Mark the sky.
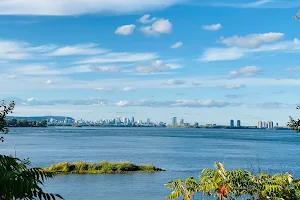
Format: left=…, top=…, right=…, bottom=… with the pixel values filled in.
left=0, top=0, right=300, bottom=125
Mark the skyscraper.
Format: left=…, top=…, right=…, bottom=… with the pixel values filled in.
left=258, top=121, right=263, bottom=129
left=172, top=117, right=177, bottom=126
left=180, top=119, right=184, bottom=125
left=230, top=120, right=234, bottom=127
left=147, top=118, right=151, bottom=124
left=131, top=117, right=135, bottom=124
left=237, top=120, right=241, bottom=127
left=268, top=121, right=274, bottom=129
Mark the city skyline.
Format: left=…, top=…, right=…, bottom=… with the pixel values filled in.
left=0, top=1, right=299, bottom=125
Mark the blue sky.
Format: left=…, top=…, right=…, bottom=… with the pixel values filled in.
left=1, top=0, right=300, bottom=125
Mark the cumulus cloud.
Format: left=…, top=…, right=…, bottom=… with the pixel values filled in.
left=115, top=24, right=136, bottom=35
left=115, top=99, right=242, bottom=108
left=170, top=41, right=183, bottom=49
left=220, top=32, right=284, bottom=48
left=224, top=84, right=246, bottom=89
left=202, top=23, right=222, bottom=31
left=227, top=66, right=261, bottom=78
left=0, top=0, right=182, bottom=16
left=139, top=14, right=157, bottom=24
left=140, top=18, right=172, bottom=36
left=165, top=79, right=186, bottom=85
left=135, top=60, right=181, bottom=74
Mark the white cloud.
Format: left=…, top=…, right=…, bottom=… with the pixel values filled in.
left=14, top=64, right=60, bottom=75
left=286, top=66, right=300, bottom=72
left=202, top=23, right=222, bottom=31
left=165, top=79, right=186, bottom=85
left=122, top=87, right=135, bottom=92
left=94, top=87, right=114, bottom=92
left=170, top=41, right=183, bottom=49
left=140, top=18, right=172, bottom=36
left=46, top=43, right=108, bottom=56
left=116, top=100, right=129, bottom=107
left=139, top=14, right=157, bottom=24
left=228, top=66, right=261, bottom=78
left=20, top=97, right=109, bottom=106
left=7, top=75, right=17, bottom=79
left=90, top=66, right=122, bottom=73
left=135, top=60, right=181, bottom=74
left=46, top=80, right=52, bottom=84
left=0, top=0, right=182, bottom=16
left=200, top=37, right=300, bottom=62
left=78, top=52, right=158, bottom=64
left=115, top=99, right=242, bottom=108
left=220, top=32, right=284, bottom=48
left=224, top=84, right=246, bottom=89
left=200, top=47, right=244, bottom=62
left=115, top=24, right=136, bottom=35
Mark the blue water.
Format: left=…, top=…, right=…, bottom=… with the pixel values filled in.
left=1, top=127, right=299, bottom=200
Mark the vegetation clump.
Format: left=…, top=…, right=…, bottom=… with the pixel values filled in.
left=44, top=161, right=164, bottom=174
left=166, top=162, right=300, bottom=200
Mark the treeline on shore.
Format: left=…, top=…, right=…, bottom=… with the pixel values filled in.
left=5, top=118, right=47, bottom=127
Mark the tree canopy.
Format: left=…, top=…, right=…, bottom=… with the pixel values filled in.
left=0, top=101, right=63, bottom=200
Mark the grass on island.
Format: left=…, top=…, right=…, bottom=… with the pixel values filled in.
left=44, top=161, right=164, bottom=174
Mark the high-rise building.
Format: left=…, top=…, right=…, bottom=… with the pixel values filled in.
left=147, top=118, right=151, bottom=124
left=258, top=121, right=263, bottom=128
left=264, top=121, right=268, bottom=128
left=276, top=123, right=279, bottom=127
left=268, top=121, right=274, bottom=129
left=131, top=117, right=135, bottom=123
left=230, top=120, right=234, bottom=127
left=180, top=119, right=184, bottom=125
left=172, top=117, right=177, bottom=126
left=237, top=120, right=241, bottom=127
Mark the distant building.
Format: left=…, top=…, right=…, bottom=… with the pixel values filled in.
left=264, top=121, right=268, bottom=128
left=180, top=119, right=184, bottom=126
left=131, top=117, right=135, bottom=123
left=276, top=123, right=279, bottom=127
left=147, top=118, right=151, bottom=124
left=258, top=121, right=263, bottom=129
left=230, top=120, right=234, bottom=127
left=194, top=122, right=199, bottom=127
left=268, top=121, right=274, bottom=129
left=237, top=120, right=241, bottom=127
left=172, top=117, right=177, bottom=126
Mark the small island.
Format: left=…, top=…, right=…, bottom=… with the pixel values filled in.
left=44, top=161, right=164, bottom=174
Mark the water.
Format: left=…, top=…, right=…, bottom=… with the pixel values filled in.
left=1, top=127, right=299, bottom=200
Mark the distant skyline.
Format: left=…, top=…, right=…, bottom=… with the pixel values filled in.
left=0, top=0, right=300, bottom=125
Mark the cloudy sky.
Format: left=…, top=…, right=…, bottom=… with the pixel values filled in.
left=1, top=0, right=300, bottom=125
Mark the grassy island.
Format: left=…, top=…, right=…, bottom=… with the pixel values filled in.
left=44, top=161, right=164, bottom=174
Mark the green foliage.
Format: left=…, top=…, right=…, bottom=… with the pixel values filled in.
left=6, top=118, right=48, bottom=127
left=0, top=100, right=15, bottom=142
left=0, top=155, right=63, bottom=200
left=288, top=106, right=300, bottom=132
left=166, top=162, right=300, bottom=200
left=45, top=161, right=164, bottom=174
left=0, top=101, right=63, bottom=200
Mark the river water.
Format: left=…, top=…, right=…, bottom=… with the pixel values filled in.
left=1, top=127, right=299, bottom=200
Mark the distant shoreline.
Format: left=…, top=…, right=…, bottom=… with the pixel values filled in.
left=8, top=125, right=291, bottom=131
